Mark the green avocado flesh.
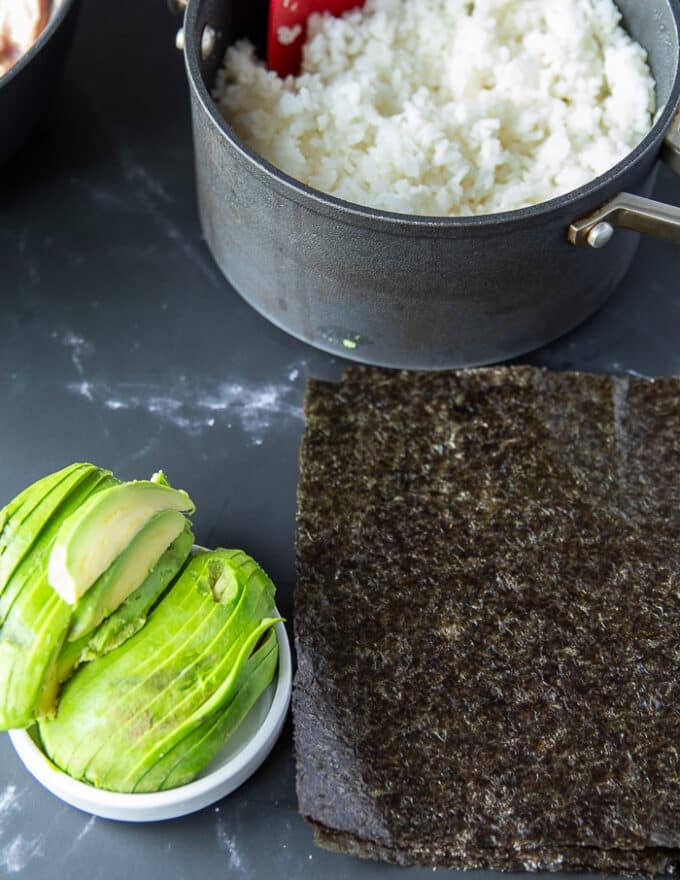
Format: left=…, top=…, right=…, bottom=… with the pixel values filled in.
left=48, top=480, right=196, bottom=605
left=56, top=523, right=194, bottom=683
left=0, top=466, right=195, bottom=730
left=0, top=464, right=104, bottom=602
left=135, top=628, right=279, bottom=792
left=39, top=549, right=281, bottom=792
left=0, top=464, right=279, bottom=792
left=0, top=466, right=118, bottom=729
left=68, top=508, right=188, bottom=643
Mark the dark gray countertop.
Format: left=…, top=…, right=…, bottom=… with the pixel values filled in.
left=0, top=1, right=678, bottom=878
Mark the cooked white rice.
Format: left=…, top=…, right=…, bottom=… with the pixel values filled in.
left=213, top=0, right=656, bottom=217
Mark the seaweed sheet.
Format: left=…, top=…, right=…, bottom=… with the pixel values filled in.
left=294, top=366, right=680, bottom=876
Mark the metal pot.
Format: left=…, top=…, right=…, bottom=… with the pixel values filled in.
left=179, top=0, right=680, bottom=369
left=0, top=0, right=81, bottom=167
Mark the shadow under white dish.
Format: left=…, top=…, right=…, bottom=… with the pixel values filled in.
left=9, top=616, right=291, bottom=822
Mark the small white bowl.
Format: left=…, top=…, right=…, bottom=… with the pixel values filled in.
left=9, top=618, right=291, bottom=822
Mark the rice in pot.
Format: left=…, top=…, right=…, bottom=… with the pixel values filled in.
left=213, top=0, right=656, bottom=217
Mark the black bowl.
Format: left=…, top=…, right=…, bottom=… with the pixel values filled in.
left=0, top=0, right=81, bottom=166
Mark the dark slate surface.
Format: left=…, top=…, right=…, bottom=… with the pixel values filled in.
left=0, top=0, right=678, bottom=877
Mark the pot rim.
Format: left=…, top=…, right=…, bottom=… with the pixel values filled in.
left=184, top=0, right=680, bottom=231
left=0, top=0, right=78, bottom=90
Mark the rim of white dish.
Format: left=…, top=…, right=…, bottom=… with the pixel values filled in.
left=9, top=616, right=291, bottom=820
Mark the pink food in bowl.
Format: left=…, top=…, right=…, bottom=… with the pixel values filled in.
left=0, top=0, right=51, bottom=78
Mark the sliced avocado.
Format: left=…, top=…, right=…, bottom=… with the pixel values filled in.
left=133, top=628, right=279, bottom=792
left=48, top=478, right=195, bottom=605
left=0, top=468, right=118, bottom=729
left=0, top=463, right=89, bottom=555
left=0, top=584, right=72, bottom=728
left=56, top=522, right=194, bottom=683
left=0, top=469, right=118, bottom=627
left=84, top=523, right=193, bottom=655
left=150, top=471, right=170, bottom=487
left=56, top=632, right=89, bottom=684
left=56, top=534, right=188, bottom=683
left=104, top=614, right=281, bottom=792
left=39, top=549, right=280, bottom=791
left=0, top=464, right=101, bottom=600
left=68, top=509, right=188, bottom=643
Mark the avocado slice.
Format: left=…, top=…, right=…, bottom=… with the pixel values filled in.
left=48, top=479, right=195, bottom=605
left=0, top=468, right=118, bottom=729
left=67, top=508, right=189, bottom=643
left=0, top=463, right=90, bottom=551
left=0, top=468, right=118, bottom=628
left=0, top=463, right=85, bottom=557
left=133, top=628, right=279, bottom=792
left=0, top=464, right=103, bottom=600
left=0, top=584, right=72, bottom=728
left=39, top=549, right=281, bottom=791
left=56, top=522, right=194, bottom=683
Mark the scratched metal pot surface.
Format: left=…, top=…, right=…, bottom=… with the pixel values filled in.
left=181, top=0, right=680, bottom=368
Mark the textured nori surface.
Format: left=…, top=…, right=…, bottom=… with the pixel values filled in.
left=294, top=366, right=680, bottom=876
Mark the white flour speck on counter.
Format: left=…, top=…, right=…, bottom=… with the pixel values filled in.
left=196, top=383, right=302, bottom=433
left=61, top=816, right=97, bottom=862
left=55, top=331, right=94, bottom=379
left=65, top=379, right=303, bottom=443
left=56, top=328, right=305, bottom=444
left=216, top=821, right=246, bottom=874
left=0, top=786, right=17, bottom=815
left=75, top=816, right=96, bottom=844
left=0, top=787, right=43, bottom=874
left=607, top=361, right=653, bottom=379
left=286, top=358, right=309, bottom=384
left=0, top=834, right=44, bottom=874
left=0, top=786, right=19, bottom=834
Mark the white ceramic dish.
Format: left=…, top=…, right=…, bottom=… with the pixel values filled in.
left=9, top=617, right=291, bottom=822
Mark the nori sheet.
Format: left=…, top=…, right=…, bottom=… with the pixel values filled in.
left=294, top=366, right=680, bottom=876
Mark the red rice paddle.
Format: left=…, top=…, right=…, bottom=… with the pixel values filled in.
left=267, top=0, right=364, bottom=77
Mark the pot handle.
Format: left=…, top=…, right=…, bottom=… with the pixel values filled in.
left=568, top=108, right=680, bottom=248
